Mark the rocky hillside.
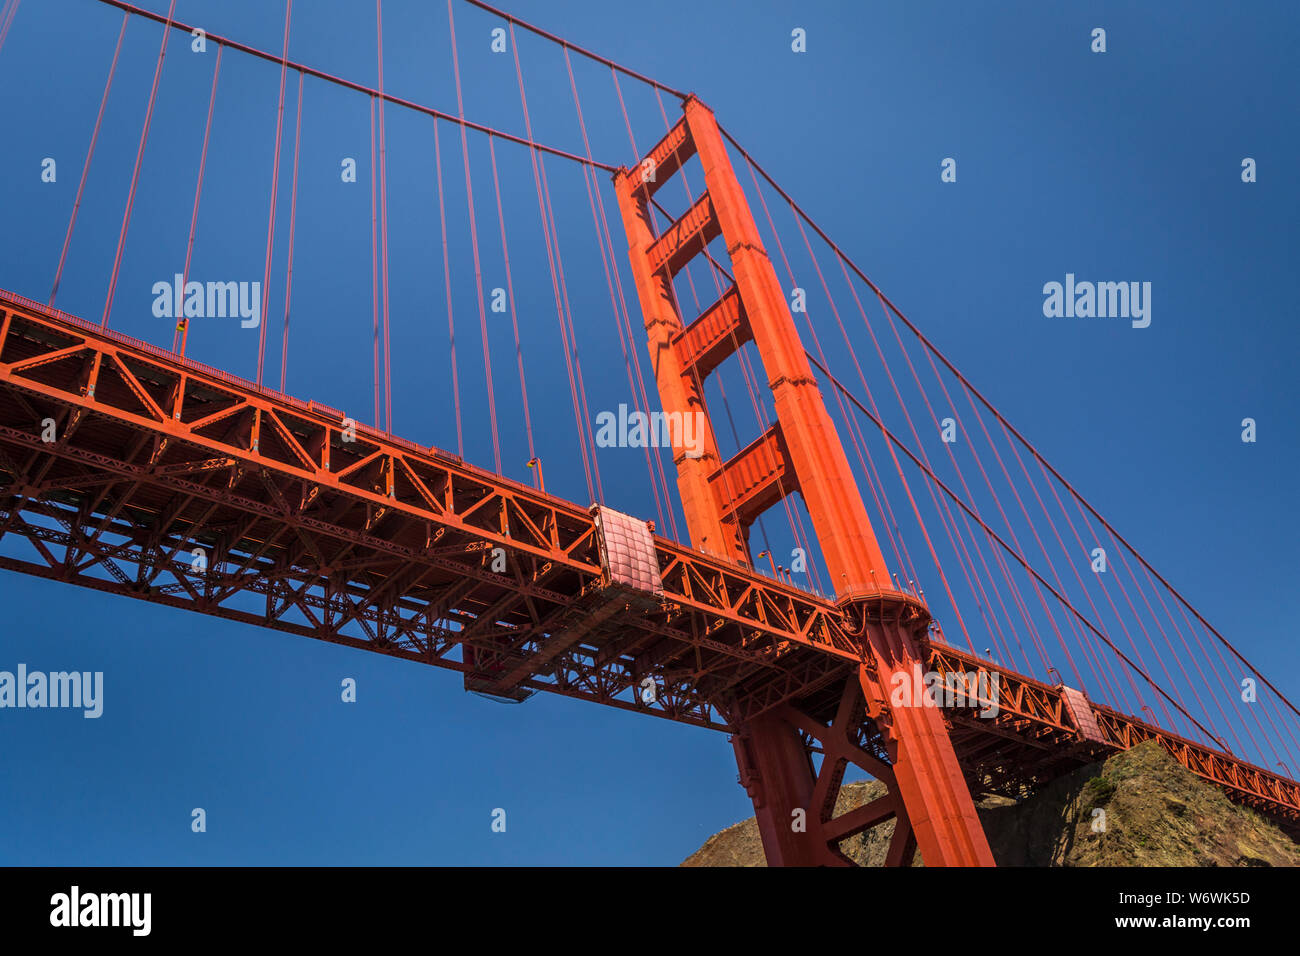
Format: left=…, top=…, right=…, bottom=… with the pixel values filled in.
left=683, top=740, right=1300, bottom=866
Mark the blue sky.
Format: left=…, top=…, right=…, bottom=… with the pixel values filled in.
left=0, top=0, right=1297, bottom=864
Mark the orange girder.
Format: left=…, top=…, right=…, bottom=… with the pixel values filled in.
left=1, top=261, right=1298, bottom=860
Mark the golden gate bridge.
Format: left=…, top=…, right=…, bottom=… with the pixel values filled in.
left=0, top=0, right=1296, bottom=865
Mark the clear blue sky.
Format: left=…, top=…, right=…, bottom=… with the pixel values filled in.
left=0, top=0, right=1296, bottom=864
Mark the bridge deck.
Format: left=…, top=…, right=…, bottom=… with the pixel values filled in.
left=0, top=289, right=1296, bottom=835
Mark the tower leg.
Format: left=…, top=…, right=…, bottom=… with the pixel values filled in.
left=732, top=713, right=844, bottom=867
left=860, top=660, right=994, bottom=866
left=730, top=661, right=994, bottom=867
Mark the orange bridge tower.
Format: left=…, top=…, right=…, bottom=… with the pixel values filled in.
left=613, top=97, right=994, bottom=866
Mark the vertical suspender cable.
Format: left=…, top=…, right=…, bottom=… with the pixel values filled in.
left=370, top=96, right=381, bottom=428
left=256, top=0, right=292, bottom=384
left=565, top=50, right=666, bottom=529
left=434, top=120, right=463, bottom=457
left=279, top=70, right=302, bottom=390
left=0, top=0, right=21, bottom=54
left=376, top=0, right=392, bottom=430
left=508, top=24, right=596, bottom=501
left=539, top=158, right=604, bottom=503
left=447, top=0, right=501, bottom=472
left=51, top=12, right=127, bottom=307
left=487, top=134, right=536, bottom=463
left=175, top=44, right=223, bottom=356
left=101, top=0, right=178, bottom=328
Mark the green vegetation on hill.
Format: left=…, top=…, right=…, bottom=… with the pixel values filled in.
left=682, top=741, right=1300, bottom=867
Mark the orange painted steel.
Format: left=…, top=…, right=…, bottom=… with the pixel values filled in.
left=928, top=642, right=1300, bottom=830
left=613, top=98, right=994, bottom=865
left=1, top=278, right=1297, bottom=861
left=0, top=287, right=862, bottom=730
left=2, top=5, right=1294, bottom=870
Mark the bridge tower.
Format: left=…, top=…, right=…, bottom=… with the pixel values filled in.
left=613, top=97, right=994, bottom=866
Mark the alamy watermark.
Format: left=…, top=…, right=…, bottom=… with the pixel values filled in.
left=0, top=664, right=103, bottom=717
left=152, top=275, right=261, bottom=328
left=50, top=886, right=150, bottom=936
left=1042, top=273, right=1151, bottom=328
left=594, top=404, right=705, bottom=458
